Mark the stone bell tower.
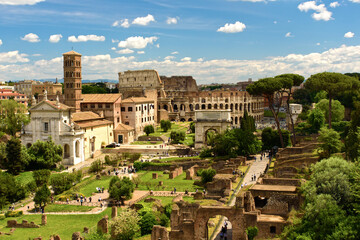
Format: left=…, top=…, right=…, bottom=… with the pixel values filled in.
left=63, top=50, right=83, bottom=111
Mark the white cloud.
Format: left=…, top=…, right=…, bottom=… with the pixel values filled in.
left=118, top=36, right=158, bottom=49
left=330, top=1, right=340, bottom=8
left=156, top=44, right=160, bottom=48
left=116, top=48, right=134, bottom=54
left=197, top=58, right=204, bottom=62
left=112, top=39, right=119, bottom=43
left=68, top=35, right=105, bottom=42
left=181, top=57, right=191, bottom=62
left=285, top=32, right=293, bottom=37
left=132, top=14, right=155, bottom=26
left=164, top=56, right=175, bottom=60
left=21, top=33, right=40, bottom=43
left=166, top=17, right=178, bottom=24
left=32, top=54, right=41, bottom=57
left=0, top=51, right=29, bottom=63
left=349, top=0, right=360, bottom=3
left=298, top=1, right=333, bottom=21
left=316, top=43, right=321, bottom=46
left=137, top=51, right=145, bottom=54
left=273, top=21, right=277, bottom=24
left=217, top=21, right=246, bottom=33
left=111, top=47, right=116, bottom=50
left=49, top=34, right=62, bottom=43
left=344, top=32, right=355, bottom=38
left=0, top=0, right=44, bottom=5
left=0, top=39, right=2, bottom=46
left=112, top=19, right=130, bottom=28
left=171, top=51, right=179, bottom=55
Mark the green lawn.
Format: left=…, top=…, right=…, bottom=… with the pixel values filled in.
left=29, top=204, right=96, bottom=213
left=15, top=171, right=34, bottom=185
left=146, top=122, right=191, bottom=138
left=131, top=141, right=163, bottom=145
left=77, top=176, right=113, bottom=197
left=137, top=171, right=202, bottom=192
left=0, top=208, right=111, bottom=239
left=154, top=156, right=201, bottom=162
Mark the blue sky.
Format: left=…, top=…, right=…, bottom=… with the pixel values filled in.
left=1, top=0, right=360, bottom=84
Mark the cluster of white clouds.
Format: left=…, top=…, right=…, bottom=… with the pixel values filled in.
left=217, top=21, right=246, bottom=33
left=166, top=17, right=178, bottom=25
left=118, top=36, right=158, bottom=49
left=112, top=14, right=157, bottom=28
left=330, top=1, right=340, bottom=8
left=3, top=44, right=360, bottom=83
left=21, top=33, right=40, bottom=42
left=68, top=35, right=105, bottom=42
left=49, top=34, right=62, bottom=43
left=0, top=0, right=44, bottom=5
left=298, top=1, right=333, bottom=21
left=344, top=32, right=355, bottom=38
left=20, top=33, right=105, bottom=43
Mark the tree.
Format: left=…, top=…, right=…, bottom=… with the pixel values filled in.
left=247, top=77, right=286, bottom=147
left=109, top=177, right=135, bottom=205
left=111, top=209, right=140, bottom=240
left=275, top=73, right=305, bottom=146
left=293, top=88, right=313, bottom=105
left=139, top=211, right=158, bottom=236
left=144, top=125, right=154, bottom=136
left=4, top=138, right=29, bottom=174
left=0, top=99, right=30, bottom=136
left=315, top=99, right=345, bottom=123
left=50, top=171, right=82, bottom=195
left=313, top=91, right=327, bottom=103
left=0, top=172, right=27, bottom=209
left=305, top=72, right=359, bottom=128
left=261, top=127, right=290, bottom=150
left=89, top=159, right=104, bottom=174
left=307, top=108, right=325, bottom=133
left=189, top=122, right=195, bottom=133
left=34, top=184, right=51, bottom=211
left=198, top=168, right=216, bottom=184
left=240, top=109, right=255, bottom=132
left=160, top=120, right=172, bottom=132
left=246, top=226, right=259, bottom=240
left=33, top=169, right=51, bottom=187
left=345, top=127, right=360, bottom=161
left=170, top=131, right=185, bottom=144
left=317, top=127, right=342, bottom=158
left=27, top=138, right=63, bottom=170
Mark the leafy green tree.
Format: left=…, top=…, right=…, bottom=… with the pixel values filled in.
left=4, top=138, right=29, bottom=174
left=313, top=90, right=328, bottom=103
left=345, top=127, right=360, bottom=161
left=305, top=72, right=359, bottom=128
left=315, top=99, right=345, bottom=123
left=0, top=172, right=27, bottom=209
left=293, top=88, right=313, bottom=105
left=307, top=108, right=325, bottom=133
left=27, top=138, right=63, bottom=170
left=170, top=131, right=185, bottom=144
left=0, top=142, right=6, bottom=167
left=139, top=211, right=158, bottom=236
left=144, top=125, right=154, bottom=136
left=247, top=77, right=286, bottom=147
left=82, top=84, right=107, bottom=94
left=317, top=127, right=342, bottom=158
left=198, top=168, right=216, bottom=184
left=160, top=120, right=172, bottom=132
left=232, top=128, right=261, bottom=156
left=261, top=127, right=290, bottom=150
left=50, top=171, right=82, bottom=195
left=109, top=177, right=135, bottom=205
left=33, top=169, right=51, bottom=187
left=111, top=209, right=140, bottom=240
left=246, top=226, right=259, bottom=240
left=275, top=73, right=305, bottom=146
left=34, top=184, right=51, bottom=211
left=89, top=159, right=104, bottom=174
left=240, top=109, right=255, bottom=132
left=0, top=99, right=30, bottom=136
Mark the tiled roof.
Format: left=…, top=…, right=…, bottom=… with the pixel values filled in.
left=82, top=94, right=122, bottom=103
left=63, top=50, right=82, bottom=56
left=47, top=101, right=72, bottom=111
left=114, top=123, right=134, bottom=131
left=75, top=119, right=113, bottom=128
left=121, top=97, right=154, bottom=103
left=72, top=111, right=102, bottom=122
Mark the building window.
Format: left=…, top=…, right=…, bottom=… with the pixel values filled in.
left=117, top=117, right=120, bottom=122
left=98, top=104, right=102, bottom=108
left=44, top=122, right=49, bottom=132
left=128, top=107, right=133, bottom=112
left=270, top=226, right=276, bottom=234
left=121, top=107, right=125, bottom=112
left=125, top=122, right=129, bottom=125
left=106, top=104, right=110, bottom=108
left=91, top=104, right=95, bottom=108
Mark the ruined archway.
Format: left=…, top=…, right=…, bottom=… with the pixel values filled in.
left=205, top=128, right=217, bottom=146
left=207, top=215, right=233, bottom=240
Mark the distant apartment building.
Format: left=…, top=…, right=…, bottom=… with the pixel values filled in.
left=14, top=80, right=40, bottom=97
left=32, top=80, right=63, bottom=102
left=0, top=89, right=28, bottom=106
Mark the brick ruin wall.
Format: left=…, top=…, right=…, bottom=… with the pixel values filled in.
left=169, top=167, right=183, bottom=179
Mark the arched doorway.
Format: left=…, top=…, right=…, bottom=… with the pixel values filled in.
left=201, top=104, right=206, bottom=110
left=64, top=144, right=70, bottom=158
left=174, top=104, right=178, bottom=112
left=205, top=128, right=217, bottom=146
left=195, top=104, right=200, bottom=110
left=189, top=104, right=194, bottom=111
left=208, top=104, right=212, bottom=109
left=163, top=104, right=168, bottom=111
left=180, top=104, right=186, bottom=111
left=188, top=118, right=193, bottom=121
left=180, top=118, right=186, bottom=122
left=75, top=140, right=80, bottom=158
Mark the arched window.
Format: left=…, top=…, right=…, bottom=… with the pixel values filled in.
left=75, top=141, right=80, bottom=158
left=214, top=104, right=218, bottom=109
left=64, top=144, right=70, bottom=158
left=195, top=104, right=200, bottom=110
left=220, top=104, right=223, bottom=109
left=201, top=104, right=206, bottom=110
left=208, top=104, right=212, bottom=109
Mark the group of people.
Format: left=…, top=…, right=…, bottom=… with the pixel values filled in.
left=96, top=187, right=105, bottom=193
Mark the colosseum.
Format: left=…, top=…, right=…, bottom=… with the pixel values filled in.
left=118, top=70, right=264, bottom=126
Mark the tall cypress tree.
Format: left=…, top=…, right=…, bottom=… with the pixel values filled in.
left=241, top=109, right=256, bottom=132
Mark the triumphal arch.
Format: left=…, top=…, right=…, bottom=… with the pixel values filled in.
left=194, top=110, right=231, bottom=149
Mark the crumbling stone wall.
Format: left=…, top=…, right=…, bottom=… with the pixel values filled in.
left=260, top=178, right=303, bottom=187
left=7, top=220, right=39, bottom=228
left=169, top=166, right=183, bottom=179
left=206, top=174, right=233, bottom=197
left=152, top=225, right=169, bottom=240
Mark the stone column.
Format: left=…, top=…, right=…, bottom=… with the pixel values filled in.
left=41, top=214, right=47, bottom=225
left=111, top=206, right=117, bottom=219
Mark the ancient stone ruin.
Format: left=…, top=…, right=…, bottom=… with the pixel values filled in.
left=169, top=166, right=183, bottom=179
left=7, top=219, right=40, bottom=228
left=97, top=215, right=109, bottom=234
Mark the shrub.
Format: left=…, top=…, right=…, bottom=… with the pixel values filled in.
left=89, top=160, right=104, bottom=173
left=0, top=214, right=5, bottom=220
left=128, top=153, right=141, bottom=162
left=170, top=131, right=185, bottom=144
left=200, top=148, right=212, bottom=159
left=50, top=171, right=82, bottom=195
left=144, top=125, right=154, bottom=136
left=159, top=213, right=170, bottom=227
left=26, top=180, right=37, bottom=193
left=246, top=226, right=258, bottom=240
left=33, top=169, right=51, bottom=187
left=198, top=168, right=216, bottom=185
left=5, top=210, right=23, bottom=218
left=164, top=203, right=172, bottom=218
left=104, top=155, right=111, bottom=165
left=139, top=211, right=158, bottom=235
left=160, top=120, right=172, bottom=132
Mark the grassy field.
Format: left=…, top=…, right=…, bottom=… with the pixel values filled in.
left=146, top=122, right=191, bottom=139
left=136, top=171, right=202, bottom=192
left=0, top=208, right=111, bottom=239
left=30, top=204, right=96, bottom=213
left=154, top=156, right=201, bottom=162
left=77, top=176, right=112, bottom=197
